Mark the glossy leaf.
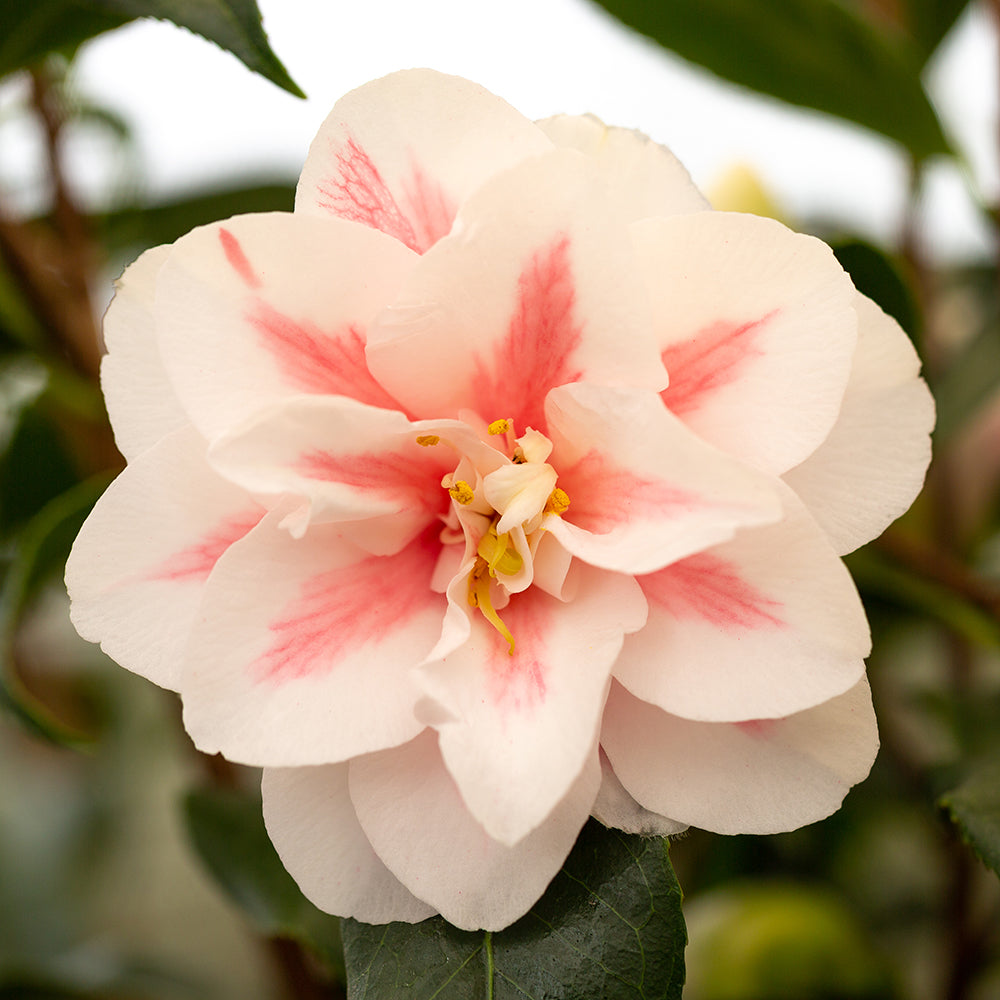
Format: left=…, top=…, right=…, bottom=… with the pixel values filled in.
left=940, top=759, right=1000, bottom=876
left=182, top=785, right=345, bottom=977
left=0, top=0, right=303, bottom=98
left=590, top=0, right=949, bottom=160
left=342, top=820, right=686, bottom=1000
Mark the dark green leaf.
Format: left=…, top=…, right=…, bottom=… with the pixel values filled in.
left=182, top=785, right=345, bottom=976
left=905, top=0, right=971, bottom=62
left=589, top=0, right=950, bottom=160
left=940, top=758, right=1000, bottom=876
left=0, top=475, right=107, bottom=745
left=0, top=0, right=304, bottom=98
left=343, top=820, right=686, bottom=1000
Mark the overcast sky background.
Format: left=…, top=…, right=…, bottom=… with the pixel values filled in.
left=2, top=0, right=997, bottom=260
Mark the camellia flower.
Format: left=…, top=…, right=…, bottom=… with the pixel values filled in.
left=66, top=70, right=934, bottom=931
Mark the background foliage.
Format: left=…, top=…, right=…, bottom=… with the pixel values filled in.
left=1, top=0, right=999, bottom=997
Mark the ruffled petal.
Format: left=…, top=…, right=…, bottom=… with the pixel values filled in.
left=155, top=212, right=415, bottom=442
left=592, top=749, right=687, bottom=837
left=631, top=211, right=858, bottom=474
left=296, top=69, right=553, bottom=252
left=602, top=679, right=879, bottom=835
left=616, top=485, right=870, bottom=721
left=180, top=515, right=440, bottom=765
left=783, top=294, right=935, bottom=553
left=350, top=729, right=601, bottom=930
left=543, top=383, right=783, bottom=575
left=65, top=426, right=262, bottom=691
left=101, top=244, right=187, bottom=459
left=537, top=113, right=709, bottom=221
left=366, top=149, right=667, bottom=430
left=262, top=764, right=436, bottom=924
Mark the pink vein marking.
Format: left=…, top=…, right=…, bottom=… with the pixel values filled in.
left=316, top=136, right=422, bottom=252
left=256, top=529, right=441, bottom=681
left=660, top=312, right=774, bottom=416
left=249, top=302, right=402, bottom=408
left=484, top=591, right=548, bottom=711
left=401, top=155, right=456, bottom=251
left=148, top=509, right=264, bottom=582
left=218, top=228, right=260, bottom=289
left=471, top=235, right=583, bottom=434
left=640, top=552, right=783, bottom=630
left=557, top=450, right=693, bottom=535
left=297, top=446, right=447, bottom=511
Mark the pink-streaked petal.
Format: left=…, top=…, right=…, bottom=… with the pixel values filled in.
left=262, top=765, right=436, bottom=924
left=208, top=397, right=452, bottom=548
left=366, top=150, right=666, bottom=427
left=602, top=679, right=879, bottom=835
left=65, top=426, right=263, bottom=691
left=592, top=748, right=687, bottom=837
left=180, top=517, right=441, bottom=765
left=350, top=730, right=601, bottom=931
left=414, top=563, right=646, bottom=846
left=154, top=212, right=415, bottom=442
left=101, top=244, right=188, bottom=459
left=544, top=383, right=782, bottom=575
left=537, top=114, right=709, bottom=221
left=616, top=485, right=870, bottom=722
left=784, top=294, right=934, bottom=553
left=296, top=69, right=553, bottom=251
left=631, top=211, right=858, bottom=474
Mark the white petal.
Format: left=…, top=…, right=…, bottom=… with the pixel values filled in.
left=783, top=294, right=935, bottom=553
left=602, top=679, right=879, bottom=835
left=632, top=211, right=858, bottom=474
left=616, top=484, right=870, bottom=721
left=262, top=764, right=436, bottom=924
left=592, top=750, right=687, bottom=837
left=350, top=730, right=601, bottom=930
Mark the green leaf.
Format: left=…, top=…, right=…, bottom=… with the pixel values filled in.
left=0, top=0, right=304, bottom=98
left=181, top=785, right=345, bottom=977
left=940, top=758, right=1000, bottom=876
left=933, top=320, right=1000, bottom=441
left=342, top=820, right=686, bottom=1000
left=905, top=0, right=971, bottom=63
left=589, top=0, right=950, bottom=160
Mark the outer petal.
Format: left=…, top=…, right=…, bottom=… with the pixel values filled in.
left=544, top=383, right=783, bottom=575
left=350, top=730, right=602, bottom=931
left=783, top=294, right=934, bottom=554
left=65, top=426, right=262, bottom=690
left=415, top=563, right=646, bottom=846
left=592, top=749, right=687, bottom=837
left=208, top=396, right=452, bottom=548
left=631, top=212, right=858, bottom=474
left=366, top=149, right=667, bottom=430
left=616, top=485, right=870, bottom=722
left=537, top=113, right=710, bottom=221
left=101, top=244, right=187, bottom=459
left=296, top=69, right=553, bottom=252
left=262, top=764, right=436, bottom=925
left=155, top=212, right=415, bottom=442
left=180, top=515, right=440, bottom=765
left=602, top=679, right=879, bottom=835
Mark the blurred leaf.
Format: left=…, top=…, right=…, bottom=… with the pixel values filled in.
left=342, top=820, right=685, bottom=1000
left=96, top=180, right=295, bottom=255
left=832, top=238, right=920, bottom=342
left=589, top=0, right=950, bottom=160
left=933, top=320, right=1000, bottom=440
left=182, top=785, right=346, bottom=978
left=0, top=0, right=304, bottom=98
left=0, top=475, right=107, bottom=745
left=905, top=0, right=971, bottom=62
left=940, top=758, right=1000, bottom=876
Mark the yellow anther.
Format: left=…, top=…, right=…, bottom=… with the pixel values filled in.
left=416, top=434, right=439, bottom=447
left=477, top=526, right=523, bottom=577
left=469, top=561, right=515, bottom=655
left=488, top=418, right=511, bottom=436
left=448, top=479, right=475, bottom=506
left=544, top=487, right=571, bottom=515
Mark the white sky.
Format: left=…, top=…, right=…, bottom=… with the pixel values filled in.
left=2, top=0, right=997, bottom=259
